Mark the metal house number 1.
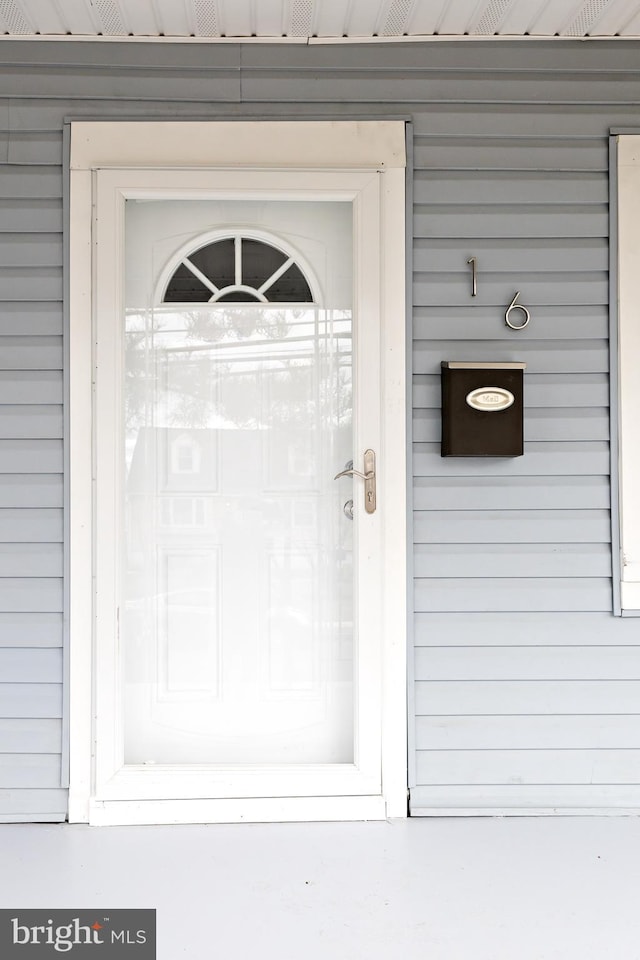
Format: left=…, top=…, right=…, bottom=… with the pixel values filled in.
left=467, top=257, right=477, bottom=297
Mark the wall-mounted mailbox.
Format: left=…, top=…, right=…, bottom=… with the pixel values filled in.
left=441, top=361, right=526, bottom=457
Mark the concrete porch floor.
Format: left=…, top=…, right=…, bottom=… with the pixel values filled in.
left=1, top=817, right=639, bottom=959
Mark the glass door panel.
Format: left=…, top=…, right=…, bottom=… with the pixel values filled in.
left=122, top=200, right=354, bottom=766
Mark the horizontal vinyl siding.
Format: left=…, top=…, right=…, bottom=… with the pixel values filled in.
left=0, top=86, right=64, bottom=820
left=0, top=788, right=67, bottom=822
left=417, top=715, right=640, bottom=750
left=405, top=43, right=627, bottom=813
left=415, top=544, right=610, bottom=578
left=1, top=38, right=640, bottom=818
left=0, top=612, right=63, bottom=647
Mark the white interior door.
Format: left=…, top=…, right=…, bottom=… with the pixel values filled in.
left=68, top=122, right=407, bottom=825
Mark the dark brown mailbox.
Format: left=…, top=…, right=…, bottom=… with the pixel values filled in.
left=441, top=361, right=526, bottom=457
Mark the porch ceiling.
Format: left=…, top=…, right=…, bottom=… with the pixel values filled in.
left=2, top=0, right=640, bottom=42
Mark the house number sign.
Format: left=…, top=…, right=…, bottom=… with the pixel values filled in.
left=505, top=291, right=531, bottom=330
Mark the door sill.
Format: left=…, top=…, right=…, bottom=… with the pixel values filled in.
left=96, top=762, right=381, bottom=801
left=88, top=795, right=388, bottom=826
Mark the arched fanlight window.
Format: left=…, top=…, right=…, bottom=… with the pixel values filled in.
left=163, top=235, right=314, bottom=304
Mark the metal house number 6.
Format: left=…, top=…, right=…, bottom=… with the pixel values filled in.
left=505, top=291, right=530, bottom=330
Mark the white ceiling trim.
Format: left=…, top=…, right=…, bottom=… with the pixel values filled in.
left=2, top=0, right=640, bottom=42
left=0, top=33, right=639, bottom=43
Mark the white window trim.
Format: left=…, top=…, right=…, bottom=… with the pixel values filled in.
left=68, top=121, right=407, bottom=825
left=617, top=135, right=640, bottom=612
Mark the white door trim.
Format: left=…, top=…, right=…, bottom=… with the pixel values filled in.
left=617, top=135, right=640, bottom=611
left=68, top=121, right=407, bottom=825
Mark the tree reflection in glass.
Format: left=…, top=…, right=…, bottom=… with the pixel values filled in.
left=123, top=303, right=354, bottom=766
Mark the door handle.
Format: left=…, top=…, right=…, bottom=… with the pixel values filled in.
left=334, top=449, right=376, bottom=514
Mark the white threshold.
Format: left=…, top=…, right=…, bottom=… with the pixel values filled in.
left=89, top=796, right=387, bottom=826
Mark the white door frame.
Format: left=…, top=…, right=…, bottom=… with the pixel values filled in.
left=68, top=121, right=407, bottom=825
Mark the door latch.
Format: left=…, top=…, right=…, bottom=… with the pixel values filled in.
left=334, top=449, right=376, bottom=514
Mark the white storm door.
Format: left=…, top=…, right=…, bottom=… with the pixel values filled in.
left=90, top=168, right=393, bottom=820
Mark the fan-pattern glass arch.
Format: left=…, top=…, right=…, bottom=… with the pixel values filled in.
left=163, top=235, right=315, bottom=304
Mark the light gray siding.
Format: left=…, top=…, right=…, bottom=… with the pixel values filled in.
left=0, top=74, right=65, bottom=818
left=406, top=48, right=622, bottom=813
left=1, top=38, right=639, bottom=818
